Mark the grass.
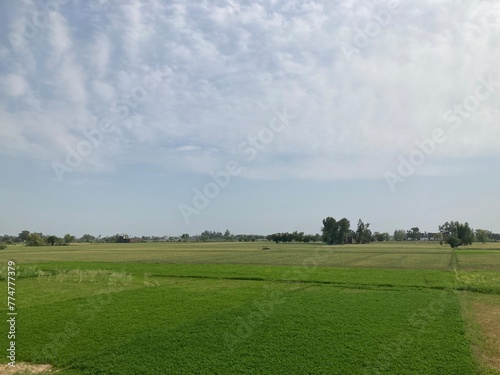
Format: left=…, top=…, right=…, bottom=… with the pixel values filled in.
left=70, top=288, right=472, bottom=374
left=1, top=274, right=475, bottom=374
left=7, top=262, right=455, bottom=288
left=456, top=253, right=500, bottom=272
left=0, top=241, right=453, bottom=269
left=0, top=241, right=498, bottom=374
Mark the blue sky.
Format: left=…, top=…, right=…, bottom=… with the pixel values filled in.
left=1, top=0, right=499, bottom=237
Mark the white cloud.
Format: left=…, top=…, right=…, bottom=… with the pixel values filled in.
left=91, top=80, right=115, bottom=102
left=88, top=33, right=112, bottom=78
left=47, top=12, right=73, bottom=68
left=0, top=73, right=30, bottom=97
left=176, top=145, right=202, bottom=152
left=57, top=56, right=88, bottom=104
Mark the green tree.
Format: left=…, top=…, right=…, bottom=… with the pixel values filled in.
left=18, top=230, right=30, bottom=242
left=104, top=234, right=119, bottom=243
left=375, top=232, right=389, bottom=242
left=81, top=234, right=95, bottom=243
left=447, top=235, right=461, bottom=249
left=1, top=235, right=15, bottom=245
left=49, top=236, right=64, bottom=245
left=407, top=227, right=421, bottom=241
left=200, top=231, right=210, bottom=242
left=25, top=233, right=45, bottom=247
left=0, top=243, right=7, bottom=250
left=303, top=234, right=316, bottom=243
left=475, top=229, right=490, bottom=244
left=293, top=231, right=304, bottom=242
left=393, top=230, right=406, bottom=241
left=322, top=217, right=338, bottom=245
left=491, top=233, right=500, bottom=242
left=439, top=221, right=474, bottom=248
left=337, top=218, right=351, bottom=244
left=63, top=234, right=76, bottom=245
left=356, top=219, right=372, bottom=244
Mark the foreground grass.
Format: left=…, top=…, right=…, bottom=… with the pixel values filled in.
left=2, top=272, right=475, bottom=374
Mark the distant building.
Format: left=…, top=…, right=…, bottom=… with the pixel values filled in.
left=421, top=232, right=438, bottom=241
left=117, top=235, right=130, bottom=243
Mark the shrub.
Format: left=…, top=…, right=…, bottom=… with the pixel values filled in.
left=26, top=233, right=45, bottom=246
left=0, top=243, right=7, bottom=250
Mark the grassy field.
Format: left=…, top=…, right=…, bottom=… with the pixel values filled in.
left=0, top=241, right=458, bottom=269
left=0, top=241, right=499, bottom=374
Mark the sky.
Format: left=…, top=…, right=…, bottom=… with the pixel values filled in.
left=0, top=0, right=499, bottom=238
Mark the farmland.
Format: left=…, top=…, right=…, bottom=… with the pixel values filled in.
left=0, top=241, right=499, bottom=374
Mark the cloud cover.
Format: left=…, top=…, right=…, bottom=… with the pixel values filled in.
left=1, top=0, right=499, bottom=184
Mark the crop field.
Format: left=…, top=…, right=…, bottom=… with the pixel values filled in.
left=0, top=242, right=455, bottom=269
left=0, top=242, right=499, bottom=374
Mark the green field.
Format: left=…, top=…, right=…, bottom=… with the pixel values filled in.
left=1, top=242, right=499, bottom=374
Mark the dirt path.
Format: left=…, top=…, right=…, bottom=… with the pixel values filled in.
left=0, top=363, right=54, bottom=374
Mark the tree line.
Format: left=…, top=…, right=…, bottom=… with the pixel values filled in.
left=1, top=221, right=499, bottom=249
left=0, top=230, right=270, bottom=248
left=0, top=231, right=119, bottom=247
left=320, top=218, right=499, bottom=248
left=0, top=231, right=76, bottom=247
left=319, top=217, right=380, bottom=245
left=266, top=232, right=320, bottom=243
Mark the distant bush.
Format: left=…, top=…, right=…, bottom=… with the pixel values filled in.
left=26, top=233, right=45, bottom=246
left=0, top=243, right=7, bottom=250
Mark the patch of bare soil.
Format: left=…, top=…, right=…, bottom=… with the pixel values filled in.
left=0, top=363, right=54, bottom=374
left=472, top=301, right=500, bottom=371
